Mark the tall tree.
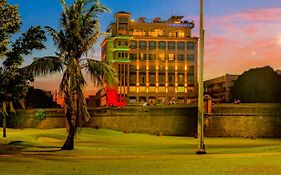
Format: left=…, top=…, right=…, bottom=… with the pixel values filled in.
left=230, top=66, right=281, bottom=103
left=0, top=0, right=20, bottom=57
left=26, top=0, right=116, bottom=150
left=0, top=26, right=46, bottom=138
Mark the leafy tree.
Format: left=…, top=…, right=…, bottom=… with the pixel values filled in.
left=0, top=26, right=46, bottom=138
left=25, top=87, right=60, bottom=108
left=26, top=0, right=116, bottom=150
left=230, top=66, right=281, bottom=103
left=0, top=0, right=20, bottom=56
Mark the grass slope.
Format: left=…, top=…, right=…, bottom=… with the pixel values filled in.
left=0, top=128, right=281, bottom=175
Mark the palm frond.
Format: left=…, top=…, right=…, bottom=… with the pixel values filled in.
left=84, top=59, right=117, bottom=87
left=24, top=56, right=64, bottom=77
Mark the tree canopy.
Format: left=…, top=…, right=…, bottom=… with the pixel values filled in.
left=230, top=66, right=281, bottom=103
left=0, top=0, right=20, bottom=56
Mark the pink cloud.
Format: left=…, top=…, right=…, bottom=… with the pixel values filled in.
left=202, top=7, right=281, bottom=79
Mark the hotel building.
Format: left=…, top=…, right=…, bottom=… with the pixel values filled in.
left=101, top=11, right=198, bottom=104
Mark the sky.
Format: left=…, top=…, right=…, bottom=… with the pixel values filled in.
left=6, top=0, right=281, bottom=96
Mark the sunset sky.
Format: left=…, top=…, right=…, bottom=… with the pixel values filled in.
left=7, top=0, right=281, bottom=96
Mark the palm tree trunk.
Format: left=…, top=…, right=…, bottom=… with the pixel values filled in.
left=61, top=90, right=77, bottom=150
left=61, top=119, right=76, bottom=150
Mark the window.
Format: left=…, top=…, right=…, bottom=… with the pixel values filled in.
left=188, top=66, right=194, bottom=73
left=169, top=30, right=185, bottom=37
left=177, top=54, right=185, bottom=61
left=187, top=54, right=194, bottom=61
left=150, top=29, right=164, bottom=37
left=140, top=73, right=146, bottom=86
left=187, top=42, right=194, bottom=50
left=168, top=53, right=175, bottom=61
left=149, top=73, right=155, bottom=85
left=168, top=41, right=175, bottom=50
left=129, top=54, right=137, bottom=60
left=149, top=41, right=156, bottom=49
left=118, top=40, right=128, bottom=46
left=159, top=73, right=165, bottom=86
left=118, top=24, right=127, bottom=30
left=168, top=74, right=175, bottom=85
left=130, top=74, right=136, bottom=86
left=118, top=52, right=128, bottom=58
left=188, top=75, right=194, bottom=85
left=129, top=65, right=136, bottom=72
left=158, top=53, right=165, bottom=61
left=139, top=41, right=147, bottom=49
left=177, top=42, right=185, bottom=50
left=158, top=41, right=166, bottom=50
left=130, top=40, right=137, bottom=49
left=178, top=74, right=184, bottom=86
left=149, top=54, right=156, bottom=60
left=132, top=29, right=145, bottom=36
left=139, top=53, right=147, bottom=60
left=119, top=17, right=128, bottom=23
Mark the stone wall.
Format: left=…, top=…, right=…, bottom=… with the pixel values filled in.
left=4, top=103, right=281, bottom=137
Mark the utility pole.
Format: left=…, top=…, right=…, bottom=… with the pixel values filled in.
left=196, top=0, right=206, bottom=154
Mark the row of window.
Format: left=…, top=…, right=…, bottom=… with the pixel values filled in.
left=130, top=29, right=186, bottom=37
left=128, top=73, right=194, bottom=86
left=129, top=53, right=194, bottom=61
left=129, top=65, right=194, bottom=73
left=130, top=41, right=195, bottom=50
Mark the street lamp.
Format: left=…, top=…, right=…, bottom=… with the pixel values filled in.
left=196, top=0, right=206, bottom=154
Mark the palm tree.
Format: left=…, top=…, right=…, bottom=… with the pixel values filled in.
left=26, top=0, right=116, bottom=150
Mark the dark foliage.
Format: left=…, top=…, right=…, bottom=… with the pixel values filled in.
left=25, top=87, right=60, bottom=108
left=230, top=66, right=281, bottom=103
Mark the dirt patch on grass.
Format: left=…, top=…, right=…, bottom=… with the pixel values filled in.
left=0, top=143, right=21, bottom=155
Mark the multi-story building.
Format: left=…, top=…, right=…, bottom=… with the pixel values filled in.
left=204, top=74, right=239, bottom=102
left=101, top=11, right=198, bottom=104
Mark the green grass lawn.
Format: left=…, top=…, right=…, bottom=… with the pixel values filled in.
left=0, top=128, right=281, bottom=175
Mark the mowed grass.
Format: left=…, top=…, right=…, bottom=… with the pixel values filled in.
left=0, top=128, right=281, bottom=175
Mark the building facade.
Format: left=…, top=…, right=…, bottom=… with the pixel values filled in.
left=204, top=74, right=239, bottom=102
left=101, top=11, right=198, bottom=104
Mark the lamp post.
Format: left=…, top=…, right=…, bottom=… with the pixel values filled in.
left=196, top=0, right=206, bottom=154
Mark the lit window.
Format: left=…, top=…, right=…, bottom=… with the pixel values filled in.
left=139, top=53, right=147, bottom=60
left=132, top=29, right=146, bottom=36
left=178, top=74, right=184, bottom=86
left=149, top=29, right=164, bottom=37
left=168, top=53, right=175, bottom=61
left=158, top=53, right=165, bottom=61
left=169, top=30, right=185, bottom=37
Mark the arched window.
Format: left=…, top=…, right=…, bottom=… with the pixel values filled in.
left=139, top=41, right=147, bottom=49
left=158, top=41, right=166, bottom=50
left=187, top=42, right=194, bottom=50
left=168, top=41, right=175, bottom=50
left=130, top=40, right=137, bottom=49
left=177, top=42, right=185, bottom=50
left=149, top=41, right=156, bottom=49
